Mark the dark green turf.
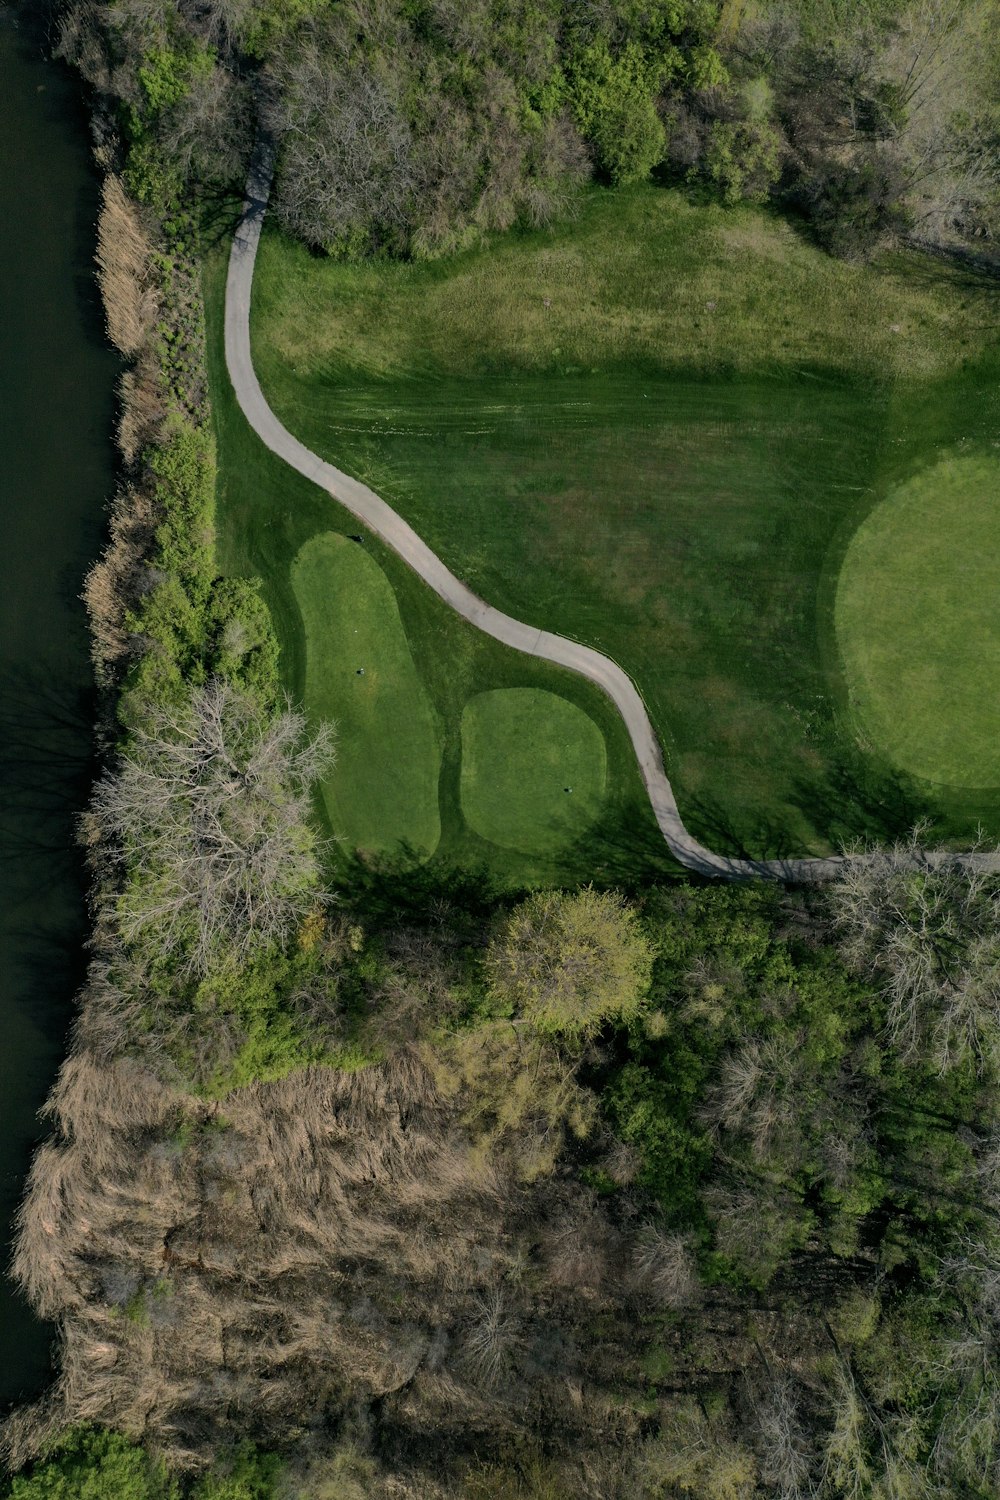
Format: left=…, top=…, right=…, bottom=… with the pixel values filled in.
left=203, top=255, right=677, bottom=893
left=246, top=188, right=1000, bottom=856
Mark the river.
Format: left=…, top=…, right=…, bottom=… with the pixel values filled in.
left=0, top=12, right=118, bottom=1408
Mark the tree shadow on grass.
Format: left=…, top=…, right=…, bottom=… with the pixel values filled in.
left=332, top=844, right=502, bottom=932
left=678, top=789, right=805, bottom=867
left=789, top=736, right=930, bottom=853
left=554, top=800, right=687, bottom=893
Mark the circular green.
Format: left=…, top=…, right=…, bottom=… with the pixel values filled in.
left=835, top=455, right=1000, bottom=788
left=460, top=688, right=608, bottom=853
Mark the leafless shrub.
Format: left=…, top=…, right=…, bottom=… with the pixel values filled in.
left=601, top=1135, right=642, bottom=1187
left=747, top=1373, right=816, bottom=1500
left=632, top=1226, right=702, bottom=1310
left=363, top=926, right=462, bottom=1048
left=705, top=1179, right=808, bottom=1286
left=539, top=1195, right=616, bottom=1297
left=461, top=1289, right=521, bottom=1387
left=701, top=1037, right=765, bottom=1130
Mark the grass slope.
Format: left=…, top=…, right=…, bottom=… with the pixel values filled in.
left=203, top=251, right=674, bottom=892
left=836, top=456, right=1000, bottom=789
left=460, top=688, right=607, bottom=854
left=249, top=184, right=1000, bottom=854
left=292, top=532, right=443, bottom=858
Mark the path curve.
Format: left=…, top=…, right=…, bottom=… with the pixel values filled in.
left=224, top=153, right=997, bottom=883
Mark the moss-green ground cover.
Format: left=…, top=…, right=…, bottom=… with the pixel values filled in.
left=248, top=184, right=1000, bottom=854
left=292, top=532, right=443, bottom=858
left=836, top=456, right=1000, bottom=789
left=460, top=689, right=607, bottom=854
left=204, top=256, right=672, bottom=891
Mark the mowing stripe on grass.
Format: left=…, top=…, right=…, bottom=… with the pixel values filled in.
left=292, top=531, right=442, bottom=859
left=460, top=688, right=608, bottom=854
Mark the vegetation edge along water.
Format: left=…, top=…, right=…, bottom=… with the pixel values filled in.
left=4, top=1, right=1000, bottom=1497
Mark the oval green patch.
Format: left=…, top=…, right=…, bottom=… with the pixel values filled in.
left=835, top=455, right=1000, bottom=788
left=460, top=688, right=607, bottom=853
left=292, top=532, right=442, bottom=858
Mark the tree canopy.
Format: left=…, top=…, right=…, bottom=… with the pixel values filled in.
left=485, top=886, right=654, bottom=1040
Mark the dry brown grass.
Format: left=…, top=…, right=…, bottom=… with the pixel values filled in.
left=95, top=176, right=157, bottom=358
left=4, top=1022, right=722, bottom=1478
left=117, top=346, right=167, bottom=464
left=82, top=482, right=159, bottom=678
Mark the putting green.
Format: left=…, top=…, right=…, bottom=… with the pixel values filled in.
left=836, top=455, right=1000, bottom=788
left=460, top=688, right=607, bottom=853
left=292, top=532, right=442, bottom=858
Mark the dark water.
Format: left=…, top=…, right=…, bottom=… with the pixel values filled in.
left=0, top=13, right=117, bottom=1407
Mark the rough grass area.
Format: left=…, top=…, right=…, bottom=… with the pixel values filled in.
left=248, top=184, right=1000, bottom=855
left=256, top=184, right=993, bottom=384
left=460, top=688, right=608, bottom=854
left=836, top=456, right=1000, bottom=790
left=293, top=532, right=443, bottom=859
left=203, top=254, right=675, bottom=892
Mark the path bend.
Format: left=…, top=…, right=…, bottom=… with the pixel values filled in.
left=224, top=155, right=998, bottom=883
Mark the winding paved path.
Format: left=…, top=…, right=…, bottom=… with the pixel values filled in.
left=224, top=155, right=996, bottom=883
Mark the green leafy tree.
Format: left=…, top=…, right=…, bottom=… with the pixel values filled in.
left=5, top=1428, right=177, bottom=1500
left=485, top=886, right=654, bottom=1042
left=568, top=42, right=669, bottom=183
left=190, top=1446, right=279, bottom=1500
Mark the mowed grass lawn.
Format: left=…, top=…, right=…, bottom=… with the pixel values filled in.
left=461, top=689, right=607, bottom=854
left=293, top=532, right=442, bottom=858
left=203, top=258, right=673, bottom=890
left=249, top=183, right=1000, bottom=855
left=837, top=456, right=1000, bottom=790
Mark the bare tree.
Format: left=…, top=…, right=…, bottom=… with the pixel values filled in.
left=830, top=832, right=1000, bottom=1074
left=91, top=679, right=335, bottom=973
left=632, top=1225, right=702, bottom=1309
left=747, top=1373, right=816, bottom=1500
left=267, top=38, right=416, bottom=251
left=156, top=61, right=253, bottom=187
left=884, top=0, right=1000, bottom=243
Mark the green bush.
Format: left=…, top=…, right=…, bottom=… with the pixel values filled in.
left=4, top=1429, right=176, bottom=1500
left=485, top=887, right=654, bottom=1042
left=702, top=118, right=781, bottom=203
left=568, top=42, right=670, bottom=184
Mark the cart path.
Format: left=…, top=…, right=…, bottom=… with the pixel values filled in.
left=225, top=153, right=999, bottom=883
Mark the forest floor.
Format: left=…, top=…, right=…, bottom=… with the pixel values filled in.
left=208, top=181, right=1000, bottom=864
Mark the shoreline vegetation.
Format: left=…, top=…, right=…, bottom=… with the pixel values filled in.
left=4, top=1, right=1000, bottom=1497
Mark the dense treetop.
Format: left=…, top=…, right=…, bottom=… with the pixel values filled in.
left=58, top=0, right=999, bottom=258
